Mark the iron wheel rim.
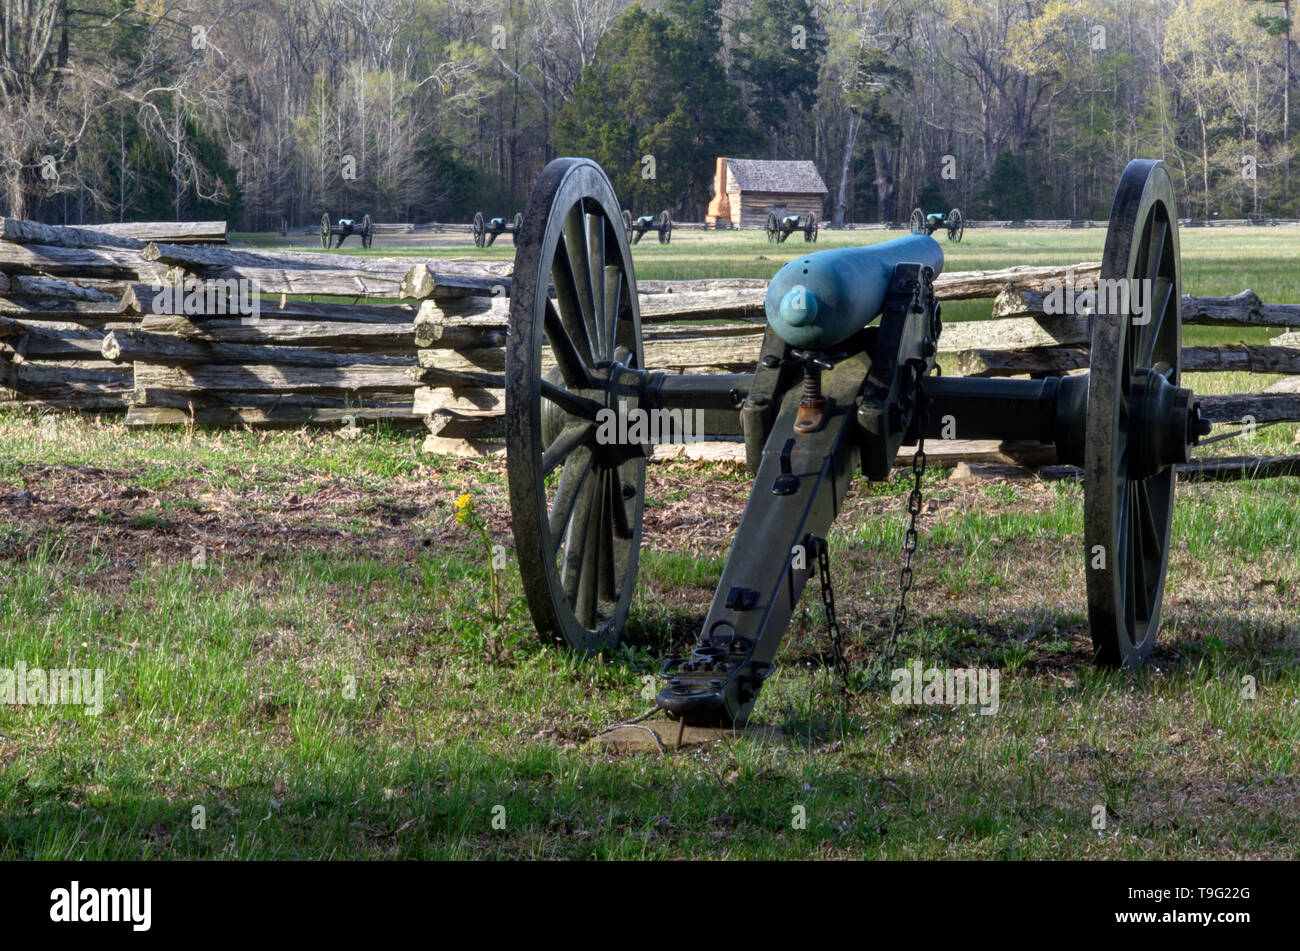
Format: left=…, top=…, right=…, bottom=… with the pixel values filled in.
left=1085, top=159, right=1181, bottom=668
left=505, top=158, right=646, bottom=655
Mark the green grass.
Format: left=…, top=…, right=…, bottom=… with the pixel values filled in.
left=2, top=227, right=1299, bottom=859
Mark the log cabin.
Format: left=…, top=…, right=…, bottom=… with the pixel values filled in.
left=705, top=157, right=829, bottom=230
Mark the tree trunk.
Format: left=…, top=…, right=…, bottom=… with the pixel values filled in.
left=834, top=112, right=860, bottom=227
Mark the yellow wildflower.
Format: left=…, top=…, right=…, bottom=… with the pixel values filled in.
left=454, top=493, right=474, bottom=525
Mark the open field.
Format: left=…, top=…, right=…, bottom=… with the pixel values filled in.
left=2, top=228, right=1299, bottom=859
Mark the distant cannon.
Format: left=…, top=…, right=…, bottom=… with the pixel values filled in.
left=473, top=212, right=524, bottom=248
left=321, top=213, right=373, bottom=249
left=765, top=210, right=818, bottom=243
left=909, top=206, right=963, bottom=242
left=622, top=210, right=672, bottom=245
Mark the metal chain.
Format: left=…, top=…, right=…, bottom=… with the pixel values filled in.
left=819, top=364, right=930, bottom=696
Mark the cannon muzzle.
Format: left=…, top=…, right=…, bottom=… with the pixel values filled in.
left=765, top=233, right=944, bottom=350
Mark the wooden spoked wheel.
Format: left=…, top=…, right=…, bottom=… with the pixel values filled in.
left=505, top=158, right=646, bottom=655
left=765, top=211, right=779, bottom=242
left=1085, top=159, right=1184, bottom=668
left=472, top=211, right=486, bottom=248
left=320, top=213, right=332, bottom=249
left=804, top=212, right=818, bottom=243
left=909, top=207, right=925, bottom=234
left=361, top=213, right=373, bottom=248
left=622, top=210, right=634, bottom=244
left=947, top=208, right=963, bottom=242
left=657, top=210, right=672, bottom=244
left=511, top=212, right=524, bottom=244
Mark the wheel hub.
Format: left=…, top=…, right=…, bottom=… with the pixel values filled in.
left=1127, top=367, right=1200, bottom=481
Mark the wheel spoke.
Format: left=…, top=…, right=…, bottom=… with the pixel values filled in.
left=548, top=447, right=593, bottom=553
left=585, top=212, right=606, bottom=359
left=1129, top=489, right=1148, bottom=620
left=603, top=265, right=622, bottom=364
left=563, top=204, right=600, bottom=360
left=540, top=378, right=602, bottom=421
left=574, top=474, right=605, bottom=629
left=610, top=462, right=634, bottom=539
left=541, top=420, right=595, bottom=477
left=544, top=300, right=593, bottom=389
left=1139, top=275, right=1174, bottom=369
left=599, top=469, right=617, bottom=601
left=1145, top=216, right=1168, bottom=288
left=561, top=475, right=598, bottom=614
left=1134, top=479, right=1161, bottom=559
left=551, top=242, right=596, bottom=365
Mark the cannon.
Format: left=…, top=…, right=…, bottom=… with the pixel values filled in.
left=766, top=210, right=818, bottom=243
left=622, top=210, right=672, bottom=245
left=909, top=206, right=963, bottom=242
left=473, top=211, right=524, bottom=248
left=320, top=213, right=373, bottom=249
left=505, top=156, right=1210, bottom=726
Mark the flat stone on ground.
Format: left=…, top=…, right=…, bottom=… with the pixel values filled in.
left=594, top=719, right=785, bottom=752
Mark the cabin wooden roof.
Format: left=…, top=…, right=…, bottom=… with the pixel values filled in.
left=725, top=159, right=828, bottom=195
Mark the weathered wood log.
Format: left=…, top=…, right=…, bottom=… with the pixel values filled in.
left=414, top=334, right=761, bottom=382
left=954, top=346, right=1090, bottom=377
left=3, top=274, right=122, bottom=302
left=1182, top=345, right=1300, bottom=373
left=124, top=282, right=420, bottom=321
left=993, top=286, right=1300, bottom=328
left=0, top=242, right=166, bottom=280
left=1197, top=393, right=1300, bottom=423
left=0, top=297, right=134, bottom=322
left=124, top=402, right=420, bottom=429
left=135, top=313, right=416, bottom=351
left=132, top=386, right=415, bottom=410
left=0, top=317, right=111, bottom=362
left=0, top=218, right=145, bottom=250
left=133, top=361, right=420, bottom=394
left=932, top=262, right=1100, bottom=300
left=103, top=329, right=415, bottom=368
left=1, top=360, right=134, bottom=400
left=156, top=266, right=406, bottom=299
left=146, top=241, right=512, bottom=279
left=0, top=395, right=130, bottom=413
left=639, top=278, right=768, bottom=295
left=399, top=264, right=511, bottom=299
left=412, top=295, right=765, bottom=348
left=938, top=314, right=1089, bottom=353
left=956, top=343, right=1300, bottom=377
left=85, top=221, right=227, bottom=244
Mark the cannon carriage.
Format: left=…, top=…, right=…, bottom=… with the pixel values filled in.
left=622, top=210, right=673, bottom=245
left=473, top=211, right=525, bottom=248
left=765, top=209, right=818, bottom=243
left=909, top=206, right=963, bottom=242
left=320, top=213, right=373, bottom=249
left=504, top=156, right=1209, bottom=726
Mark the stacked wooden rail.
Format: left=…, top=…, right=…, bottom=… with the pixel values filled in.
left=118, top=245, right=513, bottom=428
left=0, top=220, right=186, bottom=413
